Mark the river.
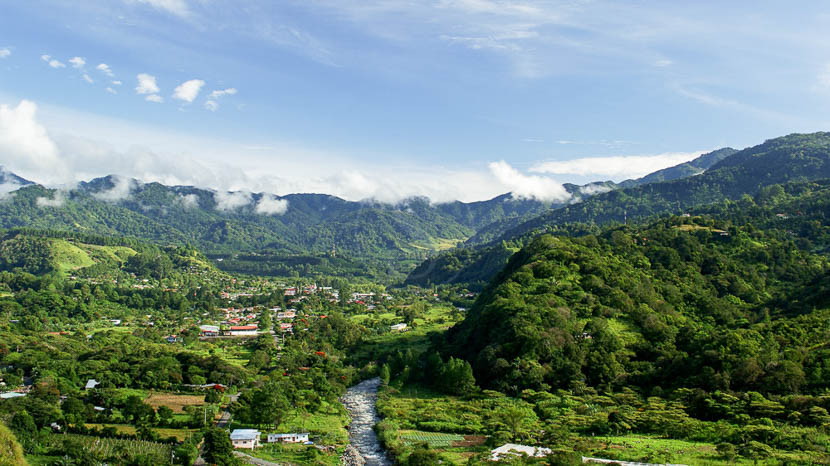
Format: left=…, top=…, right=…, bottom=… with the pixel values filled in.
left=340, top=377, right=392, bottom=466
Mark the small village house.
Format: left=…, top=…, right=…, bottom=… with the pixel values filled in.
left=267, top=433, right=309, bottom=444
left=230, top=429, right=261, bottom=449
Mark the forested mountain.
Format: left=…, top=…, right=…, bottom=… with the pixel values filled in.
left=0, top=173, right=588, bottom=277
left=408, top=133, right=830, bottom=288
left=440, top=180, right=830, bottom=396
left=0, top=166, right=33, bottom=187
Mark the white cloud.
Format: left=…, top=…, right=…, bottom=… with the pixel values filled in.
left=145, top=94, right=163, bottom=103
left=135, top=73, right=159, bottom=94
left=36, top=190, right=67, bottom=207
left=209, top=88, right=237, bottom=99
left=255, top=194, right=289, bottom=215
left=82, top=74, right=94, bottom=84
left=131, top=0, right=190, bottom=17
left=0, top=48, right=10, bottom=58
left=92, top=175, right=137, bottom=203
left=531, top=151, right=705, bottom=179
left=41, top=55, right=65, bottom=68
left=488, top=160, right=571, bottom=201
left=204, top=87, right=236, bottom=111
left=112, top=80, right=122, bottom=85
left=579, top=183, right=613, bottom=196
left=0, top=100, right=69, bottom=184
left=97, top=63, right=115, bottom=77
left=214, top=190, right=252, bottom=211
left=0, top=179, right=23, bottom=201
left=106, top=87, right=117, bottom=94
left=173, top=79, right=205, bottom=103
left=69, top=56, right=86, bottom=69
left=654, top=59, right=673, bottom=67
left=176, top=193, right=199, bottom=208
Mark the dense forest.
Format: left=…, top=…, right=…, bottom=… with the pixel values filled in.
left=440, top=181, right=830, bottom=396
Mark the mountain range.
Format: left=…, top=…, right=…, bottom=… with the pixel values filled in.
left=1, top=132, right=828, bottom=282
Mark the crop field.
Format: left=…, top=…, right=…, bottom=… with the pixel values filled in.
left=41, top=433, right=172, bottom=463
left=400, top=430, right=465, bottom=447
left=84, top=423, right=198, bottom=441
left=144, top=392, right=205, bottom=413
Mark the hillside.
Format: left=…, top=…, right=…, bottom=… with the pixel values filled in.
left=0, top=230, right=216, bottom=279
left=440, top=181, right=830, bottom=395
left=409, top=133, right=830, bottom=288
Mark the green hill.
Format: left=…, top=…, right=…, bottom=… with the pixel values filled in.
left=440, top=181, right=830, bottom=395
left=0, top=230, right=213, bottom=279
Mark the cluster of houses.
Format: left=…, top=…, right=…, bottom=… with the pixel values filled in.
left=230, top=429, right=310, bottom=449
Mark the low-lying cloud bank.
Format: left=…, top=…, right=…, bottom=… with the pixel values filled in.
left=0, top=98, right=709, bottom=205
left=531, top=151, right=706, bottom=179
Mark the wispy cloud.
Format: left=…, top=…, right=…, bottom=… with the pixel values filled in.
left=145, top=94, right=164, bottom=103
left=82, top=74, right=94, bottom=84
left=172, top=79, right=205, bottom=103
left=41, top=54, right=65, bottom=68
left=106, top=87, right=117, bottom=94
left=96, top=63, right=115, bottom=77
left=131, top=0, right=190, bottom=18
left=0, top=48, right=10, bottom=58
left=69, top=56, right=86, bottom=69
left=36, top=190, right=67, bottom=207
left=531, top=151, right=706, bottom=179
left=205, top=87, right=236, bottom=111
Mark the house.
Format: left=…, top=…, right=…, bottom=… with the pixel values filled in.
left=165, top=335, right=178, bottom=343
left=230, top=429, right=261, bottom=449
left=200, top=325, right=220, bottom=336
left=225, top=325, right=259, bottom=336
left=84, top=379, right=100, bottom=390
left=267, top=433, right=309, bottom=444
left=279, top=323, right=293, bottom=333
left=390, top=323, right=407, bottom=332
left=0, top=392, right=26, bottom=399
left=490, top=443, right=552, bottom=461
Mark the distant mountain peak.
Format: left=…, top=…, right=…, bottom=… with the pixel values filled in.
left=0, top=166, right=35, bottom=187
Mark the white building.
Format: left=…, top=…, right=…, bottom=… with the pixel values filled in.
left=390, top=323, right=407, bottom=331
left=490, top=443, right=552, bottom=461
left=267, top=433, right=309, bottom=443
left=230, top=429, right=261, bottom=449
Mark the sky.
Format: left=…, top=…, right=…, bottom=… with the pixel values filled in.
left=2, top=0, right=830, bottom=203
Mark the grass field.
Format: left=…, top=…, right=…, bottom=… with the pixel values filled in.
left=249, top=442, right=343, bottom=466
left=144, top=392, right=205, bottom=413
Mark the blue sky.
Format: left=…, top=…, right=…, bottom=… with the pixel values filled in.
left=2, top=0, right=830, bottom=202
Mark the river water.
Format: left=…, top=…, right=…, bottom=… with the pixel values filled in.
left=341, top=377, right=392, bottom=466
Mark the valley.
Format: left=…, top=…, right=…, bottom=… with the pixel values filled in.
left=0, top=133, right=829, bottom=465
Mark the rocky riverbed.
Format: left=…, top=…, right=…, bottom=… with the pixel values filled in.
left=340, top=378, right=391, bottom=466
